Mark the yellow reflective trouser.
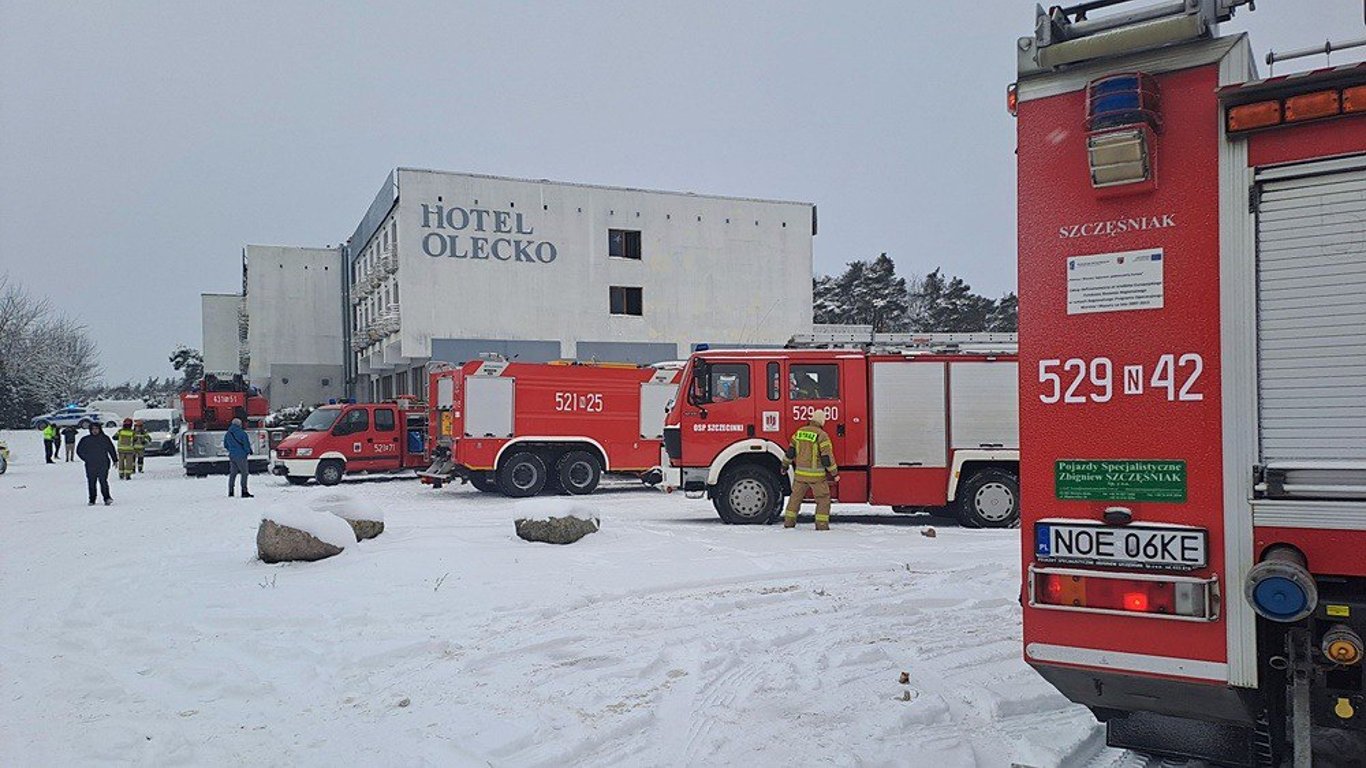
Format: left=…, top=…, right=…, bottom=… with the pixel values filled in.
left=118, top=452, right=137, bottom=478
left=784, top=478, right=831, bottom=524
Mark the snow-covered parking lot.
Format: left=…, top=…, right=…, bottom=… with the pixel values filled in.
left=0, top=430, right=1103, bottom=767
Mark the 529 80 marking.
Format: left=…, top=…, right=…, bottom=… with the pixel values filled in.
left=1039, top=354, right=1203, bottom=404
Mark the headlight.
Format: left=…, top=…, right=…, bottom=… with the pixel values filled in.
left=296, top=448, right=313, bottom=457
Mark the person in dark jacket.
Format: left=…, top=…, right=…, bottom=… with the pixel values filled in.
left=223, top=418, right=254, bottom=498
left=61, top=424, right=78, bottom=462
left=76, top=424, right=118, bottom=506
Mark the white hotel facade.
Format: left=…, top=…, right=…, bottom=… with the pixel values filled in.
left=205, top=168, right=816, bottom=405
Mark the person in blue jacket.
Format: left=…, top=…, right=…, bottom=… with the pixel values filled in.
left=223, top=418, right=255, bottom=498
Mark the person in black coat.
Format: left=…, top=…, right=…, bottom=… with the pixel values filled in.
left=76, top=424, right=117, bottom=506
left=61, top=424, right=78, bottom=462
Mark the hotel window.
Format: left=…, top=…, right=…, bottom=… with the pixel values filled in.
left=609, top=286, right=643, bottom=316
left=608, top=229, right=642, bottom=260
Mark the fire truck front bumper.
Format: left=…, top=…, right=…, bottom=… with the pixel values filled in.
left=273, top=458, right=319, bottom=478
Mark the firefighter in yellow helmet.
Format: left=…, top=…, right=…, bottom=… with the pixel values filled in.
left=132, top=419, right=151, bottom=473
left=782, top=410, right=839, bottom=530
left=115, top=418, right=138, bottom=480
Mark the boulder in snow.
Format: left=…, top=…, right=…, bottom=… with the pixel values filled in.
left=257, top=506, right=358, bottom=563
left=513, top=498, right=601, bottom=545
left=514, top=515, right=600, bottom=545
left=310, top=492, right=385, bottom=540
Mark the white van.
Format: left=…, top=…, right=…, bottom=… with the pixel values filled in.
left=132, top=408, right=181, bottom=456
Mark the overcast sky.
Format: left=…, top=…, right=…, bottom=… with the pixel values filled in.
left=2, top=1, right=1363, bottom=383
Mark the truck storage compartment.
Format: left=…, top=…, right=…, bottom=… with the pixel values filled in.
left=1256, top=162, right=1366, bottom=500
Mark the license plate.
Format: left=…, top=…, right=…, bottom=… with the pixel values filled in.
left=1035, top=521, right=1207, bottom=571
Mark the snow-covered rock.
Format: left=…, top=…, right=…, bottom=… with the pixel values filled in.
left=513, top=500, right=600, bottom=544
left=257, top=505, right=357, bottom=563
left=309, top=492, right=384, bottom=540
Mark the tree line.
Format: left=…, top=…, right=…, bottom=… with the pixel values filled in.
left=813, top=253, right=1017, bottom=333
left=0, top=275, right=103, bottom=428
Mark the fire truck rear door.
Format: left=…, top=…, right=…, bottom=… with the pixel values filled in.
left=1255, top=159, right=1366, bottom=498
left=369, top=406, right=401, bottom=468
left=784, top=358, right=849, bottom=469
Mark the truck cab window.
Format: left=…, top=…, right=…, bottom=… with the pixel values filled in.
left=374, top=408, right=396, bottom=432
left=710, top=364, right=750, bottom=402
left=336, top=408, right=369, bottom=435
left=790, top=364, right=839, bottom=400
left=767, top=362, right=781, bottom=400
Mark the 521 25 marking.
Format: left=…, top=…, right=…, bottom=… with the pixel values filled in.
left=1039, top=353, right=1203, bottom=404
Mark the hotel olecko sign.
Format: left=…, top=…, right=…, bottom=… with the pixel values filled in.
left=419, top=203, right=558, bottom=264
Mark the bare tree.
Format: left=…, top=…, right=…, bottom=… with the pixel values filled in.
left=0, top=275, right=103, bottom=427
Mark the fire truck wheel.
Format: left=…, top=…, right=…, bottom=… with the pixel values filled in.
left=285, top=476, right=309, bottom=486
left=955, top=468, right=1019, bottom=529
left=713, top=465, right=782, bottom=525
left=316, top=460, right=345, bottom=487
left=556, top=451, right=601, bottom=495
left=498, top=452, right=547, bottom=497
left=469, top=472, right=500, bottom=493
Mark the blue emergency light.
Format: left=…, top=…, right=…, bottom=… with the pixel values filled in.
left=1087, top=73, right=1161, bottom=131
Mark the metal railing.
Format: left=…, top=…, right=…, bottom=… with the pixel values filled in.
left=1267, top=38, right=1366, bottom=75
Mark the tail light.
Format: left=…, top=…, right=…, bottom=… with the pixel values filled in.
left=1029, top=565, right=1219, bottom=621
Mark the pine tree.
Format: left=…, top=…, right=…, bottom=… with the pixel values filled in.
left=986, top=293, right=1019, bottom=332
left=169, top=345, right=204, bottom=392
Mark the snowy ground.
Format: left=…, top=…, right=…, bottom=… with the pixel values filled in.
left=0, top=429, right=1106, bottom=767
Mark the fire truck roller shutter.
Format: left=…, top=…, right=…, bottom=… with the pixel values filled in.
left=465, top=376, right=514, bottom=438
left=1256, top=163, right=1366, bottom=499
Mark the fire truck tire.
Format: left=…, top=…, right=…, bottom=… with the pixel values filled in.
left=556, top=451, right=601, bottom=495
left=285, top=476, right=310, bottom=486
left=316, top=460, right=345, bottom=487
left=469, top=472, right=500, bottom=493
left=498, top=452, right=547, bottom=497
left=954, top=468, right=1019, bottom=529
left=713, top=465, right=782, bottom=525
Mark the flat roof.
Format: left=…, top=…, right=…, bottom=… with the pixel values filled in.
left=395, top=166, right=815, bottom=208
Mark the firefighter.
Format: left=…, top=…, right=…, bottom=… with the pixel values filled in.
left=782, top=410, right=839, bottom=531
left=115, top=418, right=137, bottom=480
left=132, top=420, right=150, bottom=473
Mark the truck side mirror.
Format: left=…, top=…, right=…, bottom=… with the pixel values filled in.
left=686, top=361, right=713, bottom=406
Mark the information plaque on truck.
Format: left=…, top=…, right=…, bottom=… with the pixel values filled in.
left=1055, top=459, right=1186, bottom=503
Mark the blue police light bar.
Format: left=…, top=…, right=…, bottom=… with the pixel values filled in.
left=695, top=343, right=710, bottom=352
left=1087, top=72, right=1161, bottom=130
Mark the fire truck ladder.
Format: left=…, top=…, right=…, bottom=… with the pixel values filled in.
left=1021, top=0, right=1254, bottom=73
left=788, top=330, right=1017, bottom=355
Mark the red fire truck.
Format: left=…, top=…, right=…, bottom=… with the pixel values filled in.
left=177, top=373, right=270, bottom=476
left=272, top=398, right=429, bottom=485
left=1015, top=1, right=1366, bottom=763
left=419, top=358, right=682, bottom=496
left=662, top=332, right=1020, bottom=526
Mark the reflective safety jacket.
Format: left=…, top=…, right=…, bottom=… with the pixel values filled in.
left=132, top=429, right=151, bottom=450
left=116, top=427, right=137, bottom=454
left=786, top=422, right=837, bottom=480
left=42, top=424, right=57, bottom=441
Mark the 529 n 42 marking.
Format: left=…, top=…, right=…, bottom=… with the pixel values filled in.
left=1039, top=353, right=1203, bottom=405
